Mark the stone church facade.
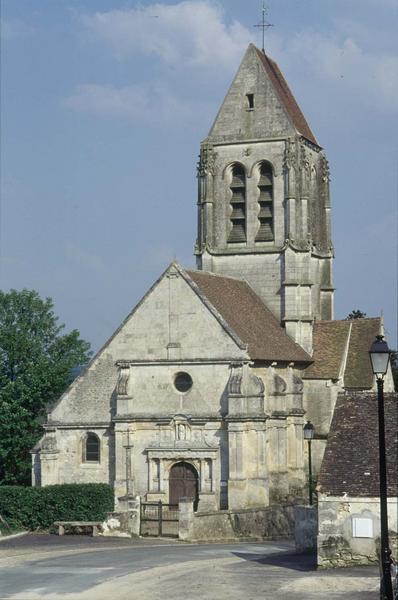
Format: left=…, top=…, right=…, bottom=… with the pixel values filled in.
left=32, top=44, right=393, bottom=512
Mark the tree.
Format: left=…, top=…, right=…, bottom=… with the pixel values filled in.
left=345, top=309, right=367, bottom=320
left=0, top=290, right=91, bottom=485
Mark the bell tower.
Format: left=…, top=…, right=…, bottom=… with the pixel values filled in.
left=195, top=44, right=334, bottom=353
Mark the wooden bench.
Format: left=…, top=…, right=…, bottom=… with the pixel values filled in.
left=54, top=521, right=102, bottom=537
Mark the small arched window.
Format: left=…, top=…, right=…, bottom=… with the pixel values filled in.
left=255, top=162, right=274, bottom=242
left=84, top=433, right=100, bottom=463
left=228, top=164, right=246, bottom=243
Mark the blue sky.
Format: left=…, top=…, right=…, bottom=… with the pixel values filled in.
left=1, top=0, right=397, bottom=352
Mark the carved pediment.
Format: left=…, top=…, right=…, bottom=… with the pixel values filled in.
left=149, top=415, right=219, bottom=453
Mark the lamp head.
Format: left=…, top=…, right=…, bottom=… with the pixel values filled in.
left=303, top=420, right=315, bottom=440
left=369, top=335, right=390, bottom=379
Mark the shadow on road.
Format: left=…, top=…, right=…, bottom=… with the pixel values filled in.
left=232, top=550, right=317, bottom=572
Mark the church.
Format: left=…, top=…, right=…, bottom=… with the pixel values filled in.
left=32, top=44, right=393, bottom=512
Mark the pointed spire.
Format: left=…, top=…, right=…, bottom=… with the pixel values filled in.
left=206, top=44, right=317, bottom=145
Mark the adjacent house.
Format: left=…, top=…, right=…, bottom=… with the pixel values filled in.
left=317, top=392, right=398, bottom=567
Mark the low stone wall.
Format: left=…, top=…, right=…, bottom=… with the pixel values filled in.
left=101, top=496, right=140, bottom=537
left=317, top=495, right=398, bottom=568
left=294, top=505, right=318, bottom=553
left=179, top=499, right=295, bottom=542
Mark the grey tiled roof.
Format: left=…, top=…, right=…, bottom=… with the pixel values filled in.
left=303, top=320, right=350, bottom=380
left=303, top=318, right=381, bottom=389
left=317, top=392, right=398, bottom=497
left=186, top=269, right=312, bottom=363
left=344, top=318, right=381, bottom=388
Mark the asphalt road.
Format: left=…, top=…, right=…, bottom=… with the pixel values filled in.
left=0, top=534, right=379, bottom=599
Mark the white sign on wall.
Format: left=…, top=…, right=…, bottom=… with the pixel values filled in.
left=352, top=517, right=373, bottom=538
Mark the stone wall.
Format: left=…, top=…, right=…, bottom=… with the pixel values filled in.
left=197, top=45, right=334, bottom=352
left=178, top=499, right=295, bottom=542
left=101, top=497, right=140, bottom=538
left=317, top=494, right=398, bottom=568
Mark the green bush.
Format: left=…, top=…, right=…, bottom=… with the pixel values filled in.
left=0, top=484, right=114, bottom=530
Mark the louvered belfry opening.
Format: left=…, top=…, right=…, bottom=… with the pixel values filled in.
left=228, top=164, right=246, bottom=243
left=255, top=162, right=274, bottom=242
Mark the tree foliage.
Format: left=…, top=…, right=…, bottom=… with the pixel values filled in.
left=391, top=350, right=398, bottom=392
left=0, top=290, right=91, bottom=485
left=345, top=309, right=367, bottom=320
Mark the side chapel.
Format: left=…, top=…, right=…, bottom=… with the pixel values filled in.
left=32, top=44, right=394, bottom=511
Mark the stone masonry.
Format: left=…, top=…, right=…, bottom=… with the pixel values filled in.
left=31, top=44, right=393, bottom=519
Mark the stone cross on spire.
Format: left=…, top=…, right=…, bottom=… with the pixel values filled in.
left=253, top=2, right=273, bottom=53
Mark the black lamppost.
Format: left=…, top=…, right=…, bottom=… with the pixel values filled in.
left=369, top=334, right=393, bottom=600
left=303, top=420, right=315, bottom=506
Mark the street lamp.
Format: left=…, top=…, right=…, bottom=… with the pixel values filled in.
left=303, top=421, right=315, bottom=506
left=369, top=334, right=393, bottom=600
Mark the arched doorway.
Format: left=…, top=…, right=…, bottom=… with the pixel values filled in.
left=169, top=461, right=199, bottom=511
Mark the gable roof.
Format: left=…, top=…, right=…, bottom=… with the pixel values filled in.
left=344, top=318, right=381, bottom=388
left=185, top=269, right=311, bottom=363
left=303, top=317, right=381, bottom=389
left=303, top=320, right=350, bottom=380
left=317, top=392, right=398, bottom=497
left=254, top=46, right=318, bottom=145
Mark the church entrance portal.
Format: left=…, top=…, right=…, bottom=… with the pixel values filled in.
left=169, top=461, right=199, bottom=511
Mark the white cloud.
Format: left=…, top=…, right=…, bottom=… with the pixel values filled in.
left=64, top=81, right=210, bottom=125
left=81, top=1, right=251, bottom=70
left=272, top=31, right=398, bottom=115
left=69, top=1, right=397, bottom=124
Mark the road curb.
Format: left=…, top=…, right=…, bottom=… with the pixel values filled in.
left=0, top=531, right=29, bottom=543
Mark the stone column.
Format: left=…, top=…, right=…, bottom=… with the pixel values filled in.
left=284, top=138, right=298, bottom=240
left=210, top=459, right=214, bottom=492
left=200, top=459, right=206, bottom=493
left=203, top=175, right=214, bottom=248
left=227, top=422, right=268, bottom=510
left=148, top=458, right=154, bottom=491
left=159, top=459, right=165, bottom=493
left=39, top=430, right=59, bottom=486
left=292, top=418, right=304, bottom=469
left=125, top=429, right=134, bottom=497
left=40, top=451, right=59, bottom=486
left=267, top=418, right=289, bottom=503
left=114, top=424, right=128, bottom=507
left=178, top=499, right=194, bottom=541
left=286, top=195, right=296, bottom=240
